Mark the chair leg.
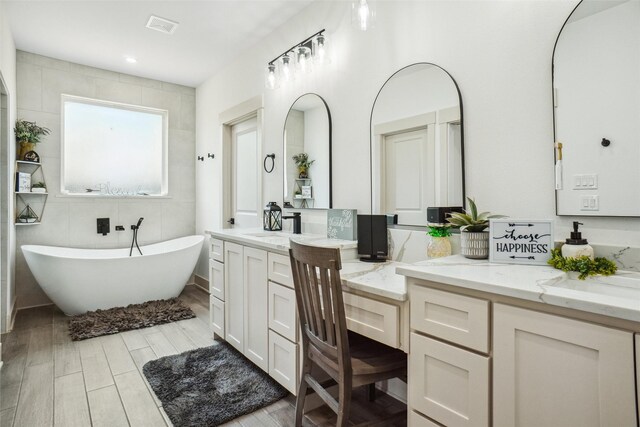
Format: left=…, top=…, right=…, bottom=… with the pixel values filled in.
left=295, top=353, right=312, bottom=427
left=368, top=383, right=376, bottom=402
left=337, top=376, right=353, bottom=427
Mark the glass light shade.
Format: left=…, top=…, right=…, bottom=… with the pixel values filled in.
left=313, top=34, right=329, bottom=65
left=265, top=63, right=278, bottom=90
left=352, top=0, right=376, bottom=31
left=280, top=53, right=292, bottom=82
left=295, top=46, right=313, bottom=74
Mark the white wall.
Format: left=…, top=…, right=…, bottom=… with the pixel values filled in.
left=0, top=0, right=17, bottom=330
left=195, top=0, right=640, bottom=278
left=16, top=52, right=196, bottom=308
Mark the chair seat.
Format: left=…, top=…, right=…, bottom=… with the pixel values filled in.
left=310, top=331, right=406, bottom=377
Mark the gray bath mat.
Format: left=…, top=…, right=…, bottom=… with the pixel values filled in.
left=68, top=298, right=195, bottom=341
left=142, top=342, right=288, bottom=426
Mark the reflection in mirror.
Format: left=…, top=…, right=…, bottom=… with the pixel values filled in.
left=370, top=63, right=464, bottom=226
left=554, top=0, right=640, bottom=216
left=283, top=94, right=332, bottom=209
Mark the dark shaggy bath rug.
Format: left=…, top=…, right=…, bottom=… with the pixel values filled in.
left=68, top=298, right=195, bottom=341
left=142, top=341, right=288, bottom=426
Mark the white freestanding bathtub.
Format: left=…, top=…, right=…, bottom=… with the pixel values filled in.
left=22, top=235, right=204, bottom=315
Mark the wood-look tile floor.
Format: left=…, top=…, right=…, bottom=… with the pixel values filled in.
left=0, top=285, right=406, bottom=427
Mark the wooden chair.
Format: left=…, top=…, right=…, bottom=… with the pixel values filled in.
left=289, top=240, right=407, bottom=427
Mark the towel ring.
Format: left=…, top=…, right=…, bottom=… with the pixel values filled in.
left=263, top=154, right=275, bottom=173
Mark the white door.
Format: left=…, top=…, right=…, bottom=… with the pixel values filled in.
left=231, top=116, right=260, bottom=228
left=383, top=128, right=434, bottom=226
left=493, top=304, right=636, bottom=427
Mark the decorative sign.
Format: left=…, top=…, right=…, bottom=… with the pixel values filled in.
left=489, top=219, right=554, bottom=265
left=327, top=209, right=357, bottom=240
left=301, top=185, right=312, bottom=199
left=23, top=151, right=40, bottom=163
left=16, top=172, right=31, bottom=193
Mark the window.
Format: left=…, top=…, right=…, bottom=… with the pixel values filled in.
left=62, top=95, right=168, bottom=196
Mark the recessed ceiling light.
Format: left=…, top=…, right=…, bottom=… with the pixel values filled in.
left=125, top=56, right=137, bottom=64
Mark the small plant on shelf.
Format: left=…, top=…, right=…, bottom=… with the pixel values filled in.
left=292, top=153, right=315, bottom=178
left=31, top=181, right=46, bottom=193
left=17, top=204, right=39, bottom=223
left=14, top=119, right=50, bottom=160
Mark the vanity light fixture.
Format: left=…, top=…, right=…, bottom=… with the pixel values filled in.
left=352, top=0, right=376, bottom=31
left=264, top=29, right=327, bottom=90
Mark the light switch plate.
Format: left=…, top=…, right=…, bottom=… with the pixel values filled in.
left=573, top=174, right=598, bottom=190
left=580, top=195, right=599, bottom=211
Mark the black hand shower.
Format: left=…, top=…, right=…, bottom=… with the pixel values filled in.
left=129, top=217, right=144, bottom=256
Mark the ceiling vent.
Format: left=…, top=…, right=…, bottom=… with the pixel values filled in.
left=145, top=15, right=179, bottom=35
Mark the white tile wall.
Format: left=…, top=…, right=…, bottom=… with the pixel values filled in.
left=15, top=51, right=196, bottom=308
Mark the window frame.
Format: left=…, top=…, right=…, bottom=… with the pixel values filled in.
left=60, top=94, right=169, bottom=198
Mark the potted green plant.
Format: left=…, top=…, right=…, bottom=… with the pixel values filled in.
left=426, top=224, right=452, bottom=258
left=292, top=153, right=315, bottom=178
left=447, top=197, right=504, bottom=259
left=14, top=119, right=50, bottom=160
left=31, top=181, right=46, bottom=193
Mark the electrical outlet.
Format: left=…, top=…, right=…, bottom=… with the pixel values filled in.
left=580, top=195, right=599, bottom=211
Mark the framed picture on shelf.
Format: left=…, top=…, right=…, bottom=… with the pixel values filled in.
left=16, top=172, right=31, bottom=193
left=301, top=185, right=312, bottom=199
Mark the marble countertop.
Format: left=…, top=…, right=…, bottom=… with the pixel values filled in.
left=341, top=260, right=408, bottom=301
left=206, top=228, right=358, bottom=255
left=397, top=255, right=640, bottom=323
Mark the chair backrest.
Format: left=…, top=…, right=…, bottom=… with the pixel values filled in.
left=289, top=240, right=350, bottom=373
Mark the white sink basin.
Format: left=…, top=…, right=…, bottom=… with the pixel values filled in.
left=550, top=273, right=640, bottom=300
left=244, top=231, right=294, bottom=238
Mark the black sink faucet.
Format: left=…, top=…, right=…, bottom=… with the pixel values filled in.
left=283, top=212, right=302, bottom=234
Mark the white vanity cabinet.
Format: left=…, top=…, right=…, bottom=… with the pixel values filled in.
left=407, top=278, right=639, bottom=427
left=209, top=238, right=225, bottom=338
left=408, top=284, right=490, bottom=427
left=267, top=253, right=300, bottom=394
left=493, top=304, right=636, bottom=427
left=222, top=242, right=270, bottom=372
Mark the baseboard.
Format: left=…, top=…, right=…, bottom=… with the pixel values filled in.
left=376, top=378, right=407, bottom=404
left=8, top=298, right=17, bottom=332
left=15, top=302, right=54, bottom=311
left=193, top=274, right=209, bottom=293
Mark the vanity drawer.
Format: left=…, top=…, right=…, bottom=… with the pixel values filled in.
left=209, top=259, right=224, bottom=301
left=268, top=252, right=293, bottom=288
left=210, top=296, right=225, bottom=338
left=268, top=281, right=298, bottom=342
left=343, top=292, right=399, bottom=348
left=409, top=333, right=489, bottom=427
left=410, top=285, right=489, bottom=353
left=268, top=330, right=299, bottom=394
left=209, top=238, right=224, bottom=262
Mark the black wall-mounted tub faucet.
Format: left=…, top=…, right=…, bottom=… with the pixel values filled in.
left=97, top=218, right=110, bottom=236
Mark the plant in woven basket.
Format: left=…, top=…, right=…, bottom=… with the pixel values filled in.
left=447, top=197, right=505, bottom=259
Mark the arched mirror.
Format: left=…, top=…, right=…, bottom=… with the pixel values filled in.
left=370, top=63, right=464, bottom=226
left=554, top=0, right=640, bottom=217
left=283, top=93, right=332, bottom=209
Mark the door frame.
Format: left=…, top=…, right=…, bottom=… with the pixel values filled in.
left=219, top=95, right=264, bottom=229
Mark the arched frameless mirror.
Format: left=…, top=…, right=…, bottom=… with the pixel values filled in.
left=554, top=0, right=640, bottom=217
left=283, top=93, right=332, bottom=209
left=370, top=63, right=465, bottom=226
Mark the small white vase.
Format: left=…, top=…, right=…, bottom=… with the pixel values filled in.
left=461, top=231, right=489, bottom=259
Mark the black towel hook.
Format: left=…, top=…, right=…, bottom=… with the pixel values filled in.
left=263, top=153, right=275, bottom=173
left=197, top=156, right=204, bottom=161
left=601, top=138, right=611, bottom=147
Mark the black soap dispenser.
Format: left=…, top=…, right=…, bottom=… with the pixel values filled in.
left=561, top=221, right=594, bottom=260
